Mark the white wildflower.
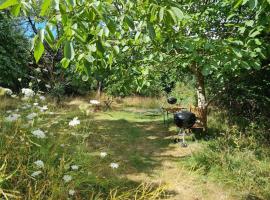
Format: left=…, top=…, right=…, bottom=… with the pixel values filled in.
left=39, top=105, right=48, bottom=112
left=63, top=175, right=72, bottom=183
left=90, top=100, right=100, bottom=105
left=5, top=114, right=20, bottom=122
left=27, top=113, right=38, bottom=120
left=68, top=189, right=75, bottom=196
left=18, top=78, right=22, bottom=82
left=33, top=102, right=39, bottom=106
left=31, top=170, right=42, bottom=177
left=11, top=94, right=17, bottom=98
left=71, top=165, right=79, bottom=170
left=34, top=160, right=44, bottom=168
left=100, top=152, right=107, bottom=158
left=32, top=129, right=46, bottom=139
left=39, top=95, right=46, bottom=101
left=6, top=110, right=12, bottom=113
left=4, top=88, right=13, bottom=95
left=21, top=88, right=35, bottom=98
left=69, top=117, right=80, bottom=127
left=35, top=68, right=41, bottom=72
left=110, top=163, right=119, bottom=169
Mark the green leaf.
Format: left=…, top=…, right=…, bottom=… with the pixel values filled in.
left=34, top=40, right=44, bottom=63
left=124, top=16, right=135, bottom=29
left=245, top=20, right=254, bottom=27
left=249, top=30, right=260, bottom=37
left=147, top=23, right=156, bottom=40
left=201, top=66, right=212, bottom=76
left=113, top=45, right=120, bottom=54
left=96, top=40, right=105, bottom=54
left=159, top=7, right=164, bottom=22
left=135, top=31, right=141, bottom=42
left=0, top=0, right=18, bottom=9
left=64, top=41, right=75, bottom=60
left=167, top=10, right=177, bottom=24
left=38, top=28, right=45, bottom=42
left=10, top=3, right=20, bottom=16
left=40, top=0, right=52, bottom=16
left=170, top=7, right=184, bottom=21
left=61, top=58, right=70, bottom=68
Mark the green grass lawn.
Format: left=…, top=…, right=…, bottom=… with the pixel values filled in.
left=1, top=96, right=268, bottom=200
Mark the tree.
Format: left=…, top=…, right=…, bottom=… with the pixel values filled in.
left=0, top=12, right=30, bottom=90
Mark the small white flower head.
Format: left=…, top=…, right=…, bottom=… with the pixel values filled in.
left=33, top=102, right=39, bottom=106
left=18, top=78, right=22, bottom=82
left=3, top=88, right=13, bottom=95
left=32, top=129, right=46, bottom=139
left=35, top=68, right=41, bottom=73
left=6, top=110, right=12, bottom=113
left=60, top=144, right=65, bottom=147
left=39, top=105, right=48, bottom=112
left=27, top=113, right=38, bottom=120
left=21, top=88, right=35, bottom=98
left=68, top=189, right=75, bottom=196
left=100, top=152, right=107, bottom=158
left=11, top=94, right=17, bottom=98
left=71, top=165, right=79, bottom=170
left=90, top=100, right=100, bottom=105
left=31, top=170, right=42, bottom=177
left=5, top=114, right=20, bottom=122
left=110, top=163, right=119, bottom=169
left=34, top=160, right=44, bottom=168
left=69, top=117, right=80, bottom=127
left=39, top=95, right=46, bottom=101
left=45, top=84, right=51, bottom=89
left=63, top=175, right=72, bottom=183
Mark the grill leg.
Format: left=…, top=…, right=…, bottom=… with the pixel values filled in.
left=177, top=128, right=188, bottom=147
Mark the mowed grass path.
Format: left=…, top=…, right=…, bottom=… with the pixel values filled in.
left=84, top=106, right=237, bottom=200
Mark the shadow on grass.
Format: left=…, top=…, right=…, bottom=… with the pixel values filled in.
left=82, top=112, right=183, bottom=198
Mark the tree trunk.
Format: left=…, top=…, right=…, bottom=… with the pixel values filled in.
left=96, top=81, right=102, bottom=99
left=194, top=69, right=208, bottom=131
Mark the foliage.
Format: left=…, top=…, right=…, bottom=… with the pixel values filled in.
left=0, top=13, right=30, bottom=90
left=184, top=112, right=270, bottom=200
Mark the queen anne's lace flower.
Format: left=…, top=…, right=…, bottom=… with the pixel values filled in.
left=100, top=152, right=107, bottom=158
left=90, top=100, right=100, bottom=105
left=34, top=160, right=44, bottom=168
left=71, top=165, right=79, bottom=170
left=68, top=189, right=75, bottom=196
left=27, top=113, right=37, bottom=120
left=5, top=114, right=20, bottom=122
left=110, top=163, right=119, bottom=169
left=32, top=129, right=46, bottom=139
left=21, top=88, right=35, bottom=98
left=69, top=117, right=80, bottom=127
left=63, top=175, right=72, bottom=183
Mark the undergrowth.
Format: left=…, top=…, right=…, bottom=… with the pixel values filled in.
left=184, top=111, right=270, bottom=200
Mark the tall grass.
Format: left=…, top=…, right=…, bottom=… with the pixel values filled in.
left=184, top=110, right=270, bottom=199
left=0, top=97, right=165, bottom=199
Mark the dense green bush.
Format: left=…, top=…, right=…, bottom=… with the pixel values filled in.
left=0, top=13, right=30, bottom=90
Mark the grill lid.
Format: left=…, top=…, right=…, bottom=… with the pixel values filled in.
left=174, top=111, right=196, bottom=128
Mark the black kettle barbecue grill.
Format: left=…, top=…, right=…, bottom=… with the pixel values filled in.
left=174, top=111, right=196, bottom=147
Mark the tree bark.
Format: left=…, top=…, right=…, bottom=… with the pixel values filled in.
left=193, top=67, right=208, bottom=131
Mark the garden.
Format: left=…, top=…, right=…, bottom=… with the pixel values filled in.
left=0, top=0, right=270, bottom=199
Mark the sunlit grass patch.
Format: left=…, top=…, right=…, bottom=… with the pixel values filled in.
left=0, top=96, right=167, bottom=199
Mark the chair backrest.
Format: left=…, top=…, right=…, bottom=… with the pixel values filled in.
left=189, top=106, right=206, bottom=126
